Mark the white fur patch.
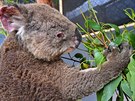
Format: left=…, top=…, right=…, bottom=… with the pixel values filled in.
left=16, top=26, right=25, bottom=40
left=80, top=68, right=97, bottom=73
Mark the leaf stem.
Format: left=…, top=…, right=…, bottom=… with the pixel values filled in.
left=91, top=29, right=108, bottom=48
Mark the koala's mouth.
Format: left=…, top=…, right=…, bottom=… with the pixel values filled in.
left=64, top=47, right=75, bottom=53
left=64, top=30, right=82, bottom=53
left=64, top=37, right=81, bottom=53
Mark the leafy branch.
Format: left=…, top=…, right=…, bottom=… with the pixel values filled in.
left=76, top=4, right=135, bottom=101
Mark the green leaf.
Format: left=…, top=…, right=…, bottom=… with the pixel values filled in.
left=85, top=20, right=101, bottom=31
left=112, top=35, right=123, bottom=46
left=93, top=38, right=102, bottom=45
left=126, top=72, right=131, bottom=83
left=124, top=8, right=135, bottom=21
left=74, top=53, right=83, bottom=59
left=129, top=72, right=135, bottom=101
left=121, top=80, right=133, bottom=98
left=127, top=54, right=135, bottom=100
left=97, top=88, right=103, bottom=101
left=6, top=0, right=15, bottom=4
left=94, top=49, right=105, bottom=66
left=105, top=23, right=120, bottom=36
left=83, top=42, right=94, bottom=52
left=122, top=31, right=135, bottom=49
left=101, top=75, right=122, bottom=101
left=128, top=55, right=135, bottom=72
left=128, top=32, right=135, bottom=49
left=81, top=63, right=89, bottom=69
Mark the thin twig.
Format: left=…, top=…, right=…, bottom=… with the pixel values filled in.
left=91, top=29, right=108, bottom=48
left=61, top=57, right=80, bottom=63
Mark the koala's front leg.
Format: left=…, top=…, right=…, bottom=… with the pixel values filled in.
left=61, top=43, right=132, bottom=100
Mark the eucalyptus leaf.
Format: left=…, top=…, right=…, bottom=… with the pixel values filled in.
left=128, top=55, right=135, bottom=72
left=129, top=72, right=135, bottom=101
left=127, top=32, right=135, bottom=49
left=94, top=49, right=105, bottom=66
left=112, top=35, right=123, bottom=46
left=105, top=23, right=120, bottom=36
left=121, top=80, right=132, bottom=98
left=124, top=8, right=135, bottom=21
left=122, top=31, right=135, bottom=49
left=101, top=75, right=122, bottom=101
left=97, top=88, right=103, bottom=101
left=127, top=54, right=135, bottom=100
left=126, top=72, right=131, bottom=83
left=83, top=42, right=94, bottom=52
left=81, top=63, right=89, bottom=69
left=93, top=38, right=102, bottom=45
left=85, top=20, right=101, bottom=31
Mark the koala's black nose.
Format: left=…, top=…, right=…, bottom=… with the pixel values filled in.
left=75, top=29, right=82, bottom=42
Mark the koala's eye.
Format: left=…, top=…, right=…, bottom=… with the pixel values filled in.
left=51, top=26, right=56, bottom=28
left=56, top=32, right=64, bottom=38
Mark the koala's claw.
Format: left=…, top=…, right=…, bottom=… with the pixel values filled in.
left=104, top=42, right=132, bottom=61
left=120, top=43, right=133, bottom=56
left=119, top=42, right=132, bottom=51
left=108, top=45, right=120, bottom=53
left=103, top=45, right=119, bottom=57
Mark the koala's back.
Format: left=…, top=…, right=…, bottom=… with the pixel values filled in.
left=0, top=33, right=68, bottom=101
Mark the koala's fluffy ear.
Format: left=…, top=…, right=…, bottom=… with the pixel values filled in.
left=0, top=5, right=26, bottom=32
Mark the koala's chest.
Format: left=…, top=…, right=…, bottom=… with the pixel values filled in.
left=0, top=54, right=65, bottom=101
left=0, top=58, right=62, bottom=84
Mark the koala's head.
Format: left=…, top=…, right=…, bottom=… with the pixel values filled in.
left=0, top=4, right=82, bottom=61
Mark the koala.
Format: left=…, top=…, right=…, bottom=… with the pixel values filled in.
left=0, top=4, right=132, bottom=101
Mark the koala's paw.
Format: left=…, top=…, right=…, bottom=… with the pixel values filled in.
left=103, top=42, right=132, bottom=61
left=119, top=42, right=132, bottom=51
left=103, top=45, right=120, bottom=59
left=119, top=42, right=133, bottom=59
